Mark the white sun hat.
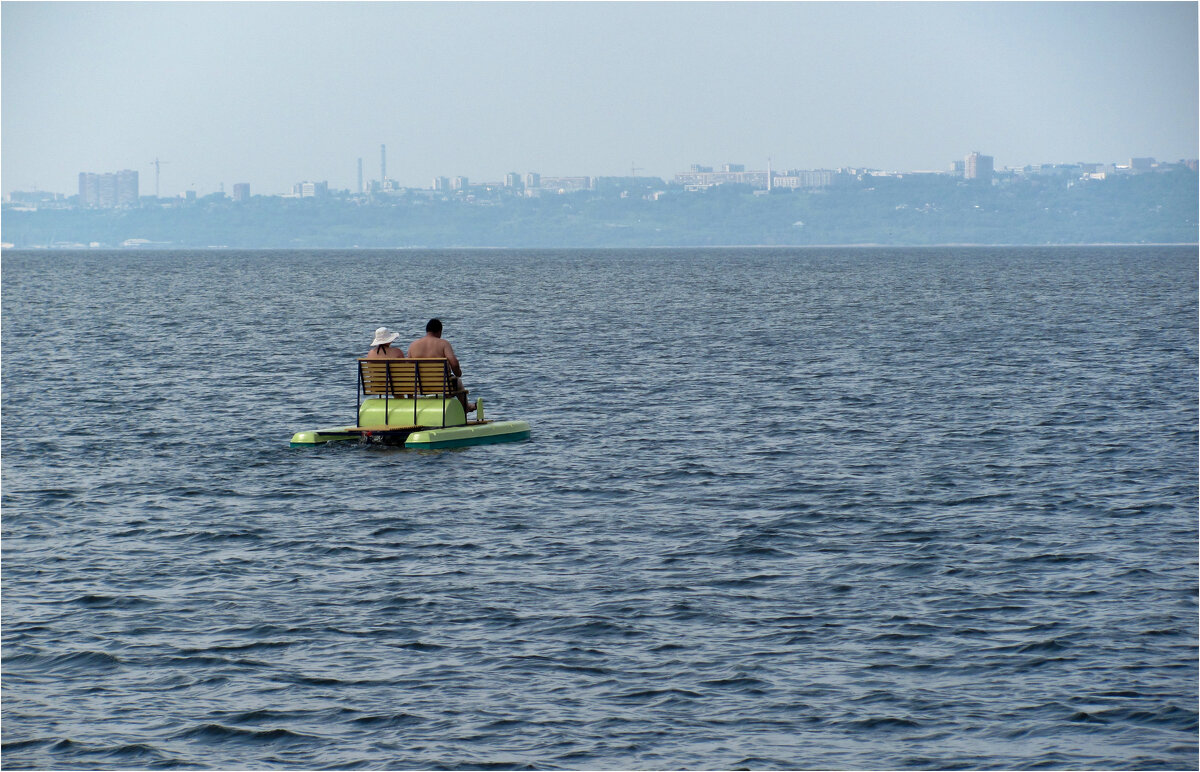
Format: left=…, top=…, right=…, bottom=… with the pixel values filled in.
left=371, top=327, right=401, bottom=346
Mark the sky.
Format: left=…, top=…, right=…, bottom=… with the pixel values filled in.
left=2, top=1, right=1197, bottom=197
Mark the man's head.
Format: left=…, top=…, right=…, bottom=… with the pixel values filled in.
left=426, top=318, right=443, bottom=336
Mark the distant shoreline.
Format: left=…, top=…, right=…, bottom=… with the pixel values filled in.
left=6, top=170, right=1195, bottom=248
left=4, top=243, right=1198, bottom=252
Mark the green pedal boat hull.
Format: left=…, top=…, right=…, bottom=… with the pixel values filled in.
left=292, top=383, right=529, bottom=450
left=290, top=419, right=530, bottom=449
left=405, top=420, right=531, bottom=449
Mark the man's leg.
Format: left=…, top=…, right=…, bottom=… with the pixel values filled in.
left=452, top=377, right=476, bottom=413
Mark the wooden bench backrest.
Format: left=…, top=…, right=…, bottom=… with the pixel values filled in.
left=359, top=358, right=454, bottom=397
left=355, top=360, right=453, bottom=398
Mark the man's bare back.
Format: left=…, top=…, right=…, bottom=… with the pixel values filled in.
left=407, top=319, right=475, bottom=412
left=407, top=334, right=459, bottom=374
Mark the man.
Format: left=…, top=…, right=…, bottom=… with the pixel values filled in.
left=407, top=318, right=475, bottom=412
left=365, top=327, right=406, bottom=359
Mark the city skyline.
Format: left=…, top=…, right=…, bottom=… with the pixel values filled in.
left=19, top=147, right=1194, bottom=204
left=3, top=2, right=1197, bottom=198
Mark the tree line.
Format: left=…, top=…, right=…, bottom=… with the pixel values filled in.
left=3, top=170, right=1196, bottom=248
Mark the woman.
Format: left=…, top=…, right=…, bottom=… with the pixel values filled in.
left=365, top=326, right=406, bottom=359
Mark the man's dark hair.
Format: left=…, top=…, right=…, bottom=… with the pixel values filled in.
left=426, top=318, right=442, bottom=335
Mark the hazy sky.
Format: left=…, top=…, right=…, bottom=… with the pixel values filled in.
left=3, top=1, right=1197, bottom=197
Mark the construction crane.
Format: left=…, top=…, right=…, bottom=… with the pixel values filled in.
left=630, top=163, right=643, bottom=178
left=150, top=158, right=170, bottom=198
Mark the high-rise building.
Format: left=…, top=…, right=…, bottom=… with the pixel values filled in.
left=965, top=152, right=994, bottom=182
left=433, top=176, right=450, bottom=191
left=505, top=172, right=521, bottom=188
left=451, top=176, right=468, bottom=191
left=98, top=174, right=119, bottom=207
left=380, top=144, right=387, bottom=185
left=79, top=173, right=100, bottom=207
left=78, top=170, right=138, bottom=207
left=116, top=170, right=138, bottom=206
left=357, top=158, right=363, bottom=194
left=232, top=183, right=250, bottom=202
left=524, top=172, right=540, bottom=189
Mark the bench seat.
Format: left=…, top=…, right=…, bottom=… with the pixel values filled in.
left=357, top=358, right=466, bottom=428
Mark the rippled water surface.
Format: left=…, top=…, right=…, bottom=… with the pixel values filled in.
left=3, top=247, right=1197, bottom=770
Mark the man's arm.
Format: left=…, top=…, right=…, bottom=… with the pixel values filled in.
left=442, top=340, right=462, bottom=377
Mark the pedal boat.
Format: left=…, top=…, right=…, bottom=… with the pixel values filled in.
left=290, top=358, right=530, bottom=449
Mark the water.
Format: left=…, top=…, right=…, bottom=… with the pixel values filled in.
left=2, top=246, right=1196, bottom=770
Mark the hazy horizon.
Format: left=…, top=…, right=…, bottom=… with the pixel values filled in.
left=3, top=1, right=1197, bottom=198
